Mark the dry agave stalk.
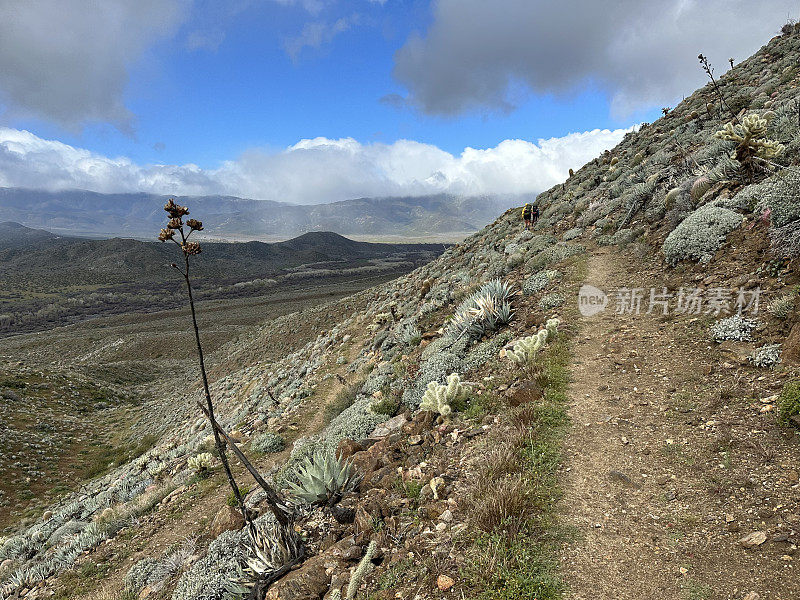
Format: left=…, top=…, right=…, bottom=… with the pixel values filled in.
left=159, top=200, right=303, bottom=588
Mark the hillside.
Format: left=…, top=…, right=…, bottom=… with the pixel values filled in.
left=0, top=190, right=518, bottom=240
left=2, top=24, right=800, bottom=600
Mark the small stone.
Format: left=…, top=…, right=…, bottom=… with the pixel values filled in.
left=786, top=470, right=799, bottom=484
left=408, top=435, right=423, bottom=446
left=437, top=575, right=455, bottom=592
left=41, top=511, right=53, bottom=522
left=743, top=592, right=760, bottom=600
left=739, top=531, right=767, bottom=548
left=435, top=522, right=447, bottom=532
left=439, top=509, right=453, bottom=522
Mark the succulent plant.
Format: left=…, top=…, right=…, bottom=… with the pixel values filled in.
left=346, top=540, right=377, bottom=599
left=420, top=373, right=470, bottom=417
left=447, top=279, right=516, bottom=340
left=768, top=294, right=795, bottom=319
left=285, top=450, right=361, bottom=506
left=504, top=330, right=548, bottom=365
left=187, top=452, right=214, bottom=474
left=715, top=112, right=785, bottom=162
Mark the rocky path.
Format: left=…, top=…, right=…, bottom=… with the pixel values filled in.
left=559, top=248, right=800, bottom=600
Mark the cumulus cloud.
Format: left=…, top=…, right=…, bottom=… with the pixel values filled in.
left=0, top=125, right=629, bottom=202
left=0, top=0, right=188, bottom=132
left=393, top=0, right=797, bottom=118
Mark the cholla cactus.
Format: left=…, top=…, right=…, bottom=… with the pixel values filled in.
left=715, top=112, right=785, bottom=166
left=420, top=373, right=470, bottom=417
left=504, top=330, right=549, bottom=365
left=286, top=450, right=361, bottom=506
left=545, top=317, right=560, bottom=341
left=187, top=452, right=214, bottom=474
left=345, top=541, right=377, bottom=600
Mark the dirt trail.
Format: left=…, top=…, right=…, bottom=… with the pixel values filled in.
left=560, top=248, right=800, bottom=600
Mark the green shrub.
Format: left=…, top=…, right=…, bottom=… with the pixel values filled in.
left=227, top=486, right=251, bottom=507
left=778, top=381, right=800, bottom=423
left=251, top=432, right=285, bottom=454
left=324, top=382, right=362, bottom=423
left=371, top=395, right=401, bottom=416
left=662, top=204, right=743, bottom=265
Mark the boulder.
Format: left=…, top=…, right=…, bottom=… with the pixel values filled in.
left=265, top=555, right=332, bottom=600
left=210, top=505, right=245, bottom=537
left=336, top=439, right=363, bottom=461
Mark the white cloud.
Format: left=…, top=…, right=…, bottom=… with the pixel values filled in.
left=393, top=0, right=798, bottom=118
left=0, top=0, right=188, bottom=132
left=0, top=126, right=630, bottom=202
left=285, top=15, right=358, bottom=60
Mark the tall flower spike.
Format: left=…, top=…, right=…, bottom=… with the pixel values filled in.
left=182, top=242, right=202, bottom=256
left=164, top=198, right=189, bottom=218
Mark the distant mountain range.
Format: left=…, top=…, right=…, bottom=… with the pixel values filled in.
left=0, top=222, right=446, bottom=334
left=0, top=222, right=445, bottom=287
left=0, top=188, right=524, bottom=240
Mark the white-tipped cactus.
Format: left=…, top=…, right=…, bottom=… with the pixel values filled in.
left=715, top=112, right=785, bottom=161
left=545, top=318, right=560, bottom=341
left=420, top=373, right=470, bottom=417
left=187, top=452, right=214, bottom=473
left=345, top=540, right=377, bottom=599
left=504, top=319, right=559, bottom=365
left=504, top=330, right=548, bottom=365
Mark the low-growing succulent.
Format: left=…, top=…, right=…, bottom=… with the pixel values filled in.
left=419, top=373, right=470, bottom=417
left=285, top=450, right=361, bottom=506
left=227, top=515, right=304, bottom=595
left=447, top=279, right=515, bottom=340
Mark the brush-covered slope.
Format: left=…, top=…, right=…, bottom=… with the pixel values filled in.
left=529, top=28, right=800, bottom=262
left=3, top=25, right=800, bottom=600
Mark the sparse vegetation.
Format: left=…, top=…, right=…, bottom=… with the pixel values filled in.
left=250, top=432, right=286, bottom=454
left=778, top=380, right=800, bottom=423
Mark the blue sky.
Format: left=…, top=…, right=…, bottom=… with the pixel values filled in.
left=0, top=1, right=795, bottom=203
left=13, top=0, right=628, bottom=168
